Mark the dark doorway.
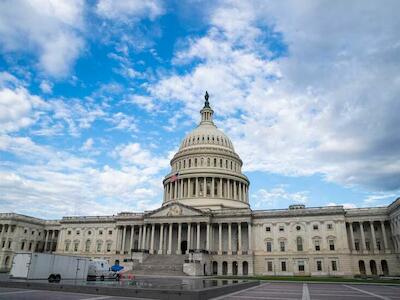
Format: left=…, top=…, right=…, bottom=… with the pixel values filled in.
left=181, top=241, right=187, bottom=254
left=232, top=261, right=238, bottom=275
left=243, top=261, right=248, bottom=275
left=359, top=260, right=366, bottom=275
left=212, top=261, right=218, bottom=275
left=381, top=260, right=389, bottom=276
left=222, top=261, right=228, bottom=275
left=370, top=260, right=377, bottom=275
left=203, top=263, right=206, bottom=275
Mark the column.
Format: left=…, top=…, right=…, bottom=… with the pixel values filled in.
left=370, top=222, right=377, bottom=252
left=206, top=223, right=210, bottom=251
left=168, top=183, right=172, bottom=200
left=211, top=177, right=215, bottom=197
left=188, top=178, right=191, bottom=197
left=168, top=223, right=173, bottom=254
left=142, top=225, right=147, bottom=250
left=138, top=225, right=142, bottom=249
left=349, top=222, right=356, bottom=252
left=130, top=225, right=135, bottom=251
left=176, top=223, right=182, bottom=254
left=196, top=177, right=199, bottom=197
left=227, top=179, right=230, bottom=198
left=239, top=183, right=242, bottom=201
left=197, top=223, right=201, bottom=250
left=238, top=223, right=242, bottom=254
left=233, top=181, right=237, bottom=200
left=122, top=226, right=126, bottom=253
left=218, top=223, right=222, bottom=254
left=180, top=179, right=184, bottom=198
left=381, top=221, right=388, bottom=251
left=150, top=224, right=155, bottom=254
left=174, top=181, right=178, bottom=199
left=360, top=222, right=366, bottom=252
left=44, top=230, right=49, bottom=252
left=248, top=223, right=252, bottom=253
left=204, top=177, right=207, bottom=197
left=219, top=178, right=223, bottom=198
left=158, top=224, right=164, bottom=254
left=228, top=223, right=232, bottom=254
left=187, top=223, right=191, bottom=253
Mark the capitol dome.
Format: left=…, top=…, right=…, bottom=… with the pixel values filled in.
left=162, top=92, right=250, bottom=211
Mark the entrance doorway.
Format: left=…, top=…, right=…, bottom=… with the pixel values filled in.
left=180, top=241, right=187, bottom=254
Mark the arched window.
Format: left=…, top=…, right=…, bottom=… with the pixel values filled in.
left=214, top=158, right=216, bottom=167
left=195, top=158, right=197, bottom=167
left=220, top=159, right=223, bottom=167
left=189, top=159, right=191, bottom=167
left=183, top=160, right=186, bottom=168
left=85, top=240, right=91, bottom=252
left=297, top=237, right=303, bottom=251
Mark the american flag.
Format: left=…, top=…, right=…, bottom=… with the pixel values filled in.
left=170, top=172, right=179, bottom=182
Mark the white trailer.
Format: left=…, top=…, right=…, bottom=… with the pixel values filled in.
left=10, top=252, right=90, bottom=282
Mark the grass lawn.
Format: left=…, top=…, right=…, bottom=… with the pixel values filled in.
left=215, top=275, right=400, bottom=284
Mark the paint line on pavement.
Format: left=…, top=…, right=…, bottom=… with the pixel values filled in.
left=343, top=285, right=390, bottom=300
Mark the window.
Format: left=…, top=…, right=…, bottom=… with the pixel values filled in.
left=355, top=241, right=360, bottom=251
left=21, top=242, right=25, bottom=250
left=315, top=240, right=320, bottom=251
left=214, top=158, right=216, bottom=167
left=298, top=261, right=305, bottom=272
left=377, top=241, right=381, bottom=250
left=313, top=224, right=319, bottom=230
left=365, top=241, right=370, bottom=251
left=279, top=226, right=284, bottom=232
left=28, top=243, right=32, bottom=251
left=265, top=227, right=271, bottom=232
left=316, top=260, right=322, bottom=271
left=85, top=240, right=91, bottom=252
left=296, top=225, right=301, bottom=231
left=374, top=225, right=378, bottom=231
left=32, top=231, right=34, bottom=235
left=106, top=243, right=112, bottom=252
left=267, top=261, right=273, bottom=272
left=24, top=229, right=27, bottom=234
left=65, top=242, right=70, bottom=251
left=8, top=241, right=11, bottom=249
left=99, top=230, right=103, bottom=235
left=76, top=230, right=80, bottom=235
left=88, top=231, right=92, bottom=235
left=266, top=242, right=272, bottom=252
left=97, top=242, right=102, bottom=252
left=108, top=230, right=112, bottom=235
left=297, top=237, right=303, bottom=251
left=281, top=261, right=287, bottom=272
left=329, top=240, right=335, bottom=251
left=327, top=224, right=333, bottom=230
left=74, top=242, right=79, bottom=252
left=280, top=241, right=285, bottom=252
left=67, top=230, right=71, bottom=235
left=331, top=260, right=337, bottom=271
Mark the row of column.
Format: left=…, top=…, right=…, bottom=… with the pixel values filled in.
left=164, top=177, right=249, bottom=202
left=117, top=222, right=252, bottom=255
left=348, top=221, right=389, bottom=253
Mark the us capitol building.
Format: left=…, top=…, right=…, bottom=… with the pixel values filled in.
left=1, top=94, right=400, bottom=277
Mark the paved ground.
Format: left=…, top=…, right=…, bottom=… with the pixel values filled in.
left=213, top=282, right=400, bottom=300
left=0, top=287, right=154, bottom=300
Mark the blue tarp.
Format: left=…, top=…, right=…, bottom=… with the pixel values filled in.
left=111, top=265, right=124, bottom=272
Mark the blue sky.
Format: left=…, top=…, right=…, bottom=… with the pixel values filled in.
left=0, top=0, right=399, bottom=219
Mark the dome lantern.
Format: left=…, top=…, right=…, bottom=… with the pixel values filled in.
left=200, top=91, right=214, bottom=125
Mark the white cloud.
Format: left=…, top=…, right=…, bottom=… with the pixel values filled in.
left=143, top=0, right=400, bottom=192
left=326, top=202, right=357, bottom=209
left=39, top=80, right=53, bottom=94
left=96, top=0, right=164, bottom=22
left=0, top=0, right=85, bottom=77
left=80, top=138, right=94, bottom=151
left=252, top=186, right=309, bottom=209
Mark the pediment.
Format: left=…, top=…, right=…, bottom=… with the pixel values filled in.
left=145, top=202, right=207, bottom=218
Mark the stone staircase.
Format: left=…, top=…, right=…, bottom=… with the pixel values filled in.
left=131, top=254, right=188, bottom=276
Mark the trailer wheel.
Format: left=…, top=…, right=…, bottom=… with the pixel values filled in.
left=100, top=275, right=105, bottom=281
left=55, top=274, right=61, bottom=282
left=48, top=274, right=56, bottom=283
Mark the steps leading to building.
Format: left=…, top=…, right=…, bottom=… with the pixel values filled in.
left=131, top=254, right=188, bottom=276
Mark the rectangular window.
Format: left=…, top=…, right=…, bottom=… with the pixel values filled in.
left=266, top=242, right=272, bottom=252
left=355, top=241, right=360, bottom=251
left=8, top=241, right=11, bottom=249
left=298, top=261, right=305, bottom=272
left=365, top=241, right=370, bottom=251
left=28, top=243, right=32, bottom=251
left=267, top=261, right=273, bottom=272
left=280, top=241, right=285, bottom=252
left=74, top=243, right=79, bottom=252
left=279, top=226, right=284, bottom=232
left=107, top=243, right=111, bottom=252
left=327, top=224, right=333, bottom=230
left=329, top=240, right=335, bottom=251
left=21, top=242, right=25, bottom=250
left=377, top=241, right=381, bottom=250
left=99, top=230, right=103, bottom=235
left=266, top=227, right=271, bottom=232
left=316, top=260, right=322, bottom=271
left=313, top=224, right=319, bottom=230
left=108, top=230, right=112, bottom=235
left=97, top=243, right=101, bottom=252
left=331, top=260, right=337, bottom=271
left=281, top=261, right=287, bottom=272
left=67, top=230, right=71, bottom=235
left=315, top=240, right=320, bottom=251
left=65, top=243, right=70, bottom=251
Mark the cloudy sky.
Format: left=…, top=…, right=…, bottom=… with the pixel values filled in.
left=0, top=0, right=399, bottom=219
